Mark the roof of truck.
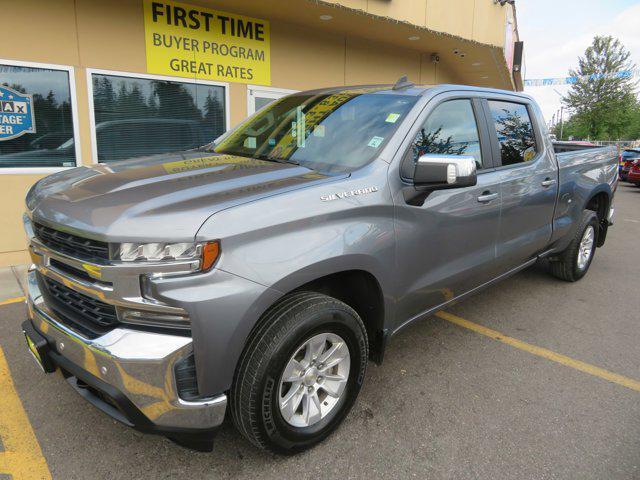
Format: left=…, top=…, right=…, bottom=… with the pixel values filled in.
left=295, top=83, right=533, bottom=100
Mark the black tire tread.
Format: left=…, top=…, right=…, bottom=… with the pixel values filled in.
left=230, top=291, right=367, bottom=451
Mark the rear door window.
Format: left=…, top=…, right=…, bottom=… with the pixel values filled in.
left=488, top=100, right=537, bottom=166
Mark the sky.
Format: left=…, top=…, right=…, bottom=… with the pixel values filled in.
left=518, top=0, right=640, bottom=125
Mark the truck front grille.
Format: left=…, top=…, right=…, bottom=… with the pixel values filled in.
left=38, top=273, right=118, bottom=339
left=34, top=223, right=110, bottom=261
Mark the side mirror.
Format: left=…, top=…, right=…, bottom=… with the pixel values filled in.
left=413, top=154, right=477, bottom=189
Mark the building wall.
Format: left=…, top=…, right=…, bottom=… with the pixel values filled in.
left=0, top=0, right=477, bottom=266
left=327, top=0, right=510, bottom=47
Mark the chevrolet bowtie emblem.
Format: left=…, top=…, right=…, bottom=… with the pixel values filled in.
left=82, top=263, right=102, bottom=279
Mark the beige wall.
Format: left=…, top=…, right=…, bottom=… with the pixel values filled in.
left=0, top=0, right=501, bottom=266
left=327, top=0, right=511, bottom=47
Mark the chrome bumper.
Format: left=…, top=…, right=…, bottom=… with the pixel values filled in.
left=26, top=269, right=227, bottom=431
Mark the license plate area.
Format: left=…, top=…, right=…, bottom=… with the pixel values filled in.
left=21, top=320, right=56, bottom=373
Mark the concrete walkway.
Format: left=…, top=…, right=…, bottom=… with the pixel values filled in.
left=0, top=265, right=27, bottom=302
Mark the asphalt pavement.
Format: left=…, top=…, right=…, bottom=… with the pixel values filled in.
left=0, top=184, right=639, bottom=480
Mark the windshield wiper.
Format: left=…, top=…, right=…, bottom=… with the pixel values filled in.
left=253, top=153, right=299, bottom=166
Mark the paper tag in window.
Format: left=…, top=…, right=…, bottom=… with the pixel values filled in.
left=244, top=137, right=257, bottom=148
left=367, top=136, right=384, bottom=148
left=385, top=113, right=401, bottom=123
left=524, top=147, right=535, bottom=162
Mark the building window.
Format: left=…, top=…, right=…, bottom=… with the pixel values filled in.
left=90, top=72, right=226, bottom=163
left=0, top=62, right=79, bottom=170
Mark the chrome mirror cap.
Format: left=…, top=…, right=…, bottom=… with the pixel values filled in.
left=413, top=154, right=477, bottom=189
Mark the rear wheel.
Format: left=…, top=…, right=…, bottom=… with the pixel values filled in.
left=230, top=292, right=368, bottom=454
left=549, top=210, right=598, bottom=282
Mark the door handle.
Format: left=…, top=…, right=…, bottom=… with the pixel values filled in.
left=541, top=178, right=557, bottom=187
left=477, top=192, right=498, bottom=203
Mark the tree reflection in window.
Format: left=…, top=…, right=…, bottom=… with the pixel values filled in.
left=413, top=126, right=469, bottom=159
left=0, top=63, right=76, bottom=168
left=410, top=99, right=483, bottom=169
left=488, top=101, right=536, bottom=166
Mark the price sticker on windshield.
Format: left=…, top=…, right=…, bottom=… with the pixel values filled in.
left=367, top=136, right=384, bottom=148
left=385, top=113, right=401, bottom=123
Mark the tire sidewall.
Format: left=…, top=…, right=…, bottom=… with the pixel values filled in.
left=257, top=304, right=367, bottom=453
left=572, top=214, right=598, bottom=279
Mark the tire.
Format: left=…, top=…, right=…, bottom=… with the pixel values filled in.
left=230, top=292, right=368, bottom=454
left=549, top=210, right=599, bottom=282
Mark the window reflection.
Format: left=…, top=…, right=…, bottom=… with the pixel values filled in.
left=92, top=74, right=226, bottom=163
left=0, top=65, right=76, bottom=168
left=488, top=101, right=537, bottom=166
left=411, top=99, right=483, bottom=169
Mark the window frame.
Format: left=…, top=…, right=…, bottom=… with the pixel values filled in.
left=86, top=68, right=230, bottom=165
left=482, top=97, right=543, bottom=170
left=0, top=58, right=82, bottom=175
left=246, top=85, right=298, bottom=115
left=398, top=92, right=496, bottom=182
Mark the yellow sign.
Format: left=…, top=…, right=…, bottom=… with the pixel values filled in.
left=143, top=0, right=270, bottom=85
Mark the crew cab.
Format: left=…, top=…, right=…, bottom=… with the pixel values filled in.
left=22, top=81, right=617, bottom=454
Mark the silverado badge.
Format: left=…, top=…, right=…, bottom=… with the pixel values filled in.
left=320, top=186, right=379, bottom=202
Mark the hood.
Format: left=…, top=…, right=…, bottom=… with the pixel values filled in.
left=28, top=151, right=337, bottom=242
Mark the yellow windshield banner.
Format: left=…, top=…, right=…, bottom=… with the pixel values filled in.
left=161, top=155, right=258, bottom=174
left=143, top=0, right=270, bottom=85
left=269, top=88, right=382, bottom=159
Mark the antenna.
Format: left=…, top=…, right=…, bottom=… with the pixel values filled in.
left=393, top=75, right=414, bottom=90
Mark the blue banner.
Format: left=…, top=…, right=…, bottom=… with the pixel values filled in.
left=524, top=69, right=638, bottom=87
left=0, top=85, right=36, bottom=141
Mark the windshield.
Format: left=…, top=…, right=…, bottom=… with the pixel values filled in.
left=213, top=89, right=419, bottom=173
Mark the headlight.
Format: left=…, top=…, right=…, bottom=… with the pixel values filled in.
left=118, top=240, right=220, bottom=271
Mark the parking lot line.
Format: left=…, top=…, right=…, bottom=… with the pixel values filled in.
left=436, top=311, right=640, bottom=393
left=0, top=347, right=51, bottom=480
left=0, top=297, right=25, bottom=307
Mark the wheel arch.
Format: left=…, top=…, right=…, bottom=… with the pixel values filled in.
left=583, top=187, right=611, bottom=247
left=255, top=258, right=391, bottom=365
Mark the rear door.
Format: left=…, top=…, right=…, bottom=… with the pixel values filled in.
left=483, top=96, right=558, bottom=269
left=391, top=92, right=503, bottom=323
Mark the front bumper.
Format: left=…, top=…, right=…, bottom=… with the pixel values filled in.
left=25, top=268, right=227, bottom=436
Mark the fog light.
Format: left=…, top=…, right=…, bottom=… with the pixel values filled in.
left=175, top=354, right=199, bottom=401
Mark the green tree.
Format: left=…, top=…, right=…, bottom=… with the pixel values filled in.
left=562, top=36, right=637, bottom=140
left=152, top=81, right=202, bottom=121
left=203, top=91, right=224, bottom=135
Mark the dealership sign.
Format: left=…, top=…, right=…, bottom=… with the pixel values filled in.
left=0, top=85, right=36, bottom=141
left=143, top=0, right=271, bottom=85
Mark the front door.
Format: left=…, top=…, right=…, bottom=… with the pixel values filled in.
left=391, top=96, right=502, bottom=325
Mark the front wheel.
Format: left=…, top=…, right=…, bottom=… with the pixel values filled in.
left=549, top=210, right=599, bottom=282
left=230, top=292, right=368, bottom=454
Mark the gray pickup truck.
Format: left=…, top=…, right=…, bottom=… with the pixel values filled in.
left=22, top=81, right=617, bottom=454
